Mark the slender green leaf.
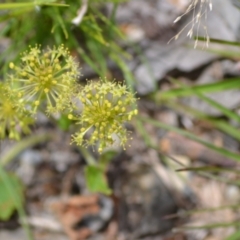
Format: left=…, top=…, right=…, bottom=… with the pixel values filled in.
left=158, top=78, right=240, bottom=99
left=86, top=39, right=108, bottom=76
left=195, top=92, right=240, bottom=123
left=176, top=166, right=240, bottom=174
left=51, top=7, right=68, bottom=39
left=0, top=1, right=68, bottom=9
left=136, top=119, right=240, bottom=185
left=110, top=53, right=135, bottom=88
left=77, top=47, right=103, bottom=76
left=92, top=8, right=125, bottom=40
left=159, top=100, right=240, bottom=142
left=196, top=37, right=240, bottom=47
left=167, top=77, right=240, bottom=123
left=139, top=116, right=240, bottom=162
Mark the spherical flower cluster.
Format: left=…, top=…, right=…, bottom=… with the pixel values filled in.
left=71, top=81, right=138, bottom=153
left=0, top=82, right=33, bottom=140
left=9, top=44, right=79, bottom=113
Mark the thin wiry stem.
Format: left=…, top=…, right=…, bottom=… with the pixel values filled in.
left=170, top=0, right=212, bottom=48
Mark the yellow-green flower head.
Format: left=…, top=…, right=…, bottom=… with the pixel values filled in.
left=72, top=81, right=138, bottom=153
left=9, top=44, right=79, bottom=113
left=0, top=82, right=33, bottom=140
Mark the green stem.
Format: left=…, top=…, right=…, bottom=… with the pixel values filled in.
left=78, top=146, right=97, bottom=165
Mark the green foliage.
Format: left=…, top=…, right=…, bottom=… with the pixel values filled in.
left=57, top=114, right=73, bottom=131
left=0, top=171, right=24, bottom=220
left=81, top=149, right=116, bottom=195
left=0, top=2, right=137, bottom=231
left=156, top=78, right=240, bottom=144
left=2, top=0, right=240, bottom=238
left=150, top=37, right=240, bottom=236
left=153, top=35, right=240, bottom=162
left=85, top=164, right=112, bottom=195
left=0, top=0, right=130, bottom=79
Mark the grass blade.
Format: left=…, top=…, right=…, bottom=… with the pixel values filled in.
left=161, top=100, right=240, bottom=142
left=196, top=37, right=240, bottom=47
left=0, top=1, right=68, bottom=9
left=158, top=78, right=240, bottom=99
left=139, top=116, right=240, bottom=162
left=195, top=92, right=240, bottom=123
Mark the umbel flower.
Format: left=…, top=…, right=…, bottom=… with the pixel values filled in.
left=9, top=44, right=79, bottom=113
left=71, top=81, right=138, bottom=153
left=0, top=82, right=33, bottom=140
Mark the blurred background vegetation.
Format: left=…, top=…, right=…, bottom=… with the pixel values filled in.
left=2, top=0, right=240, bottom=240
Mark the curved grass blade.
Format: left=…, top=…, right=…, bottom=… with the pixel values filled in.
left=195, top=37, right=240, bottom=47
left=158, top=78, right=240, bottom=99
left=139, top=116, right=240, bottom=162
left=0, top=2, right=68, bottom=9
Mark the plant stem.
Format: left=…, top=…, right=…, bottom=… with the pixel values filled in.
left=78, top=146, right=97, bottom=165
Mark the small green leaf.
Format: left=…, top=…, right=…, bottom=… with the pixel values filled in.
left=0, top=172, right=24, bottom=220
left=57, top=114, right=72, bottom=131
left=85, top=165, right=112, bottom=195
